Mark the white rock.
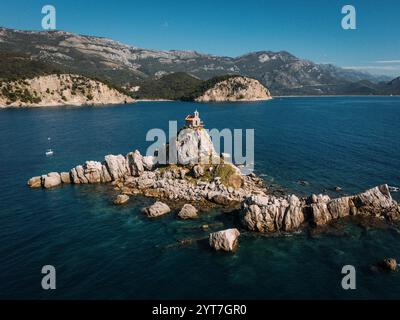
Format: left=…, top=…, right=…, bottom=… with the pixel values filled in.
left=178, top=204, right=198, bottom=219
left=209, top=228, right=240, bottom=252
left=27, top=176, right=42, bottom=188
left=127, top=150, right=144, bottom=176
left=60, top=172, right=71, bottom=184
left=176, top=128, right=218, bottom=165
left=104, top=154, right=129, bottom=180
left=144, top=201, right=171, bottom=218
left=114, top=194, right=129, bottom=205
left=43, top=172, right=62, bottom=189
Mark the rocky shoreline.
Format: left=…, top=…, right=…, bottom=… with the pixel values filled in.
left=28, top=121, right=400, bottom=253
left=242, top=184, right=400, bottom=233
left=28, top=149, right=400, bottom=251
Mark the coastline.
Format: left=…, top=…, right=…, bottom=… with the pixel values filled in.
left=0, top=100, right=137, bottom=109
left=274, top=94, right=400, bottom=98
left=3, top=95, right=400, bottom=109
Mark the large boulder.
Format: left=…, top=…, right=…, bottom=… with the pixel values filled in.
left=283, top=195, right=305, bottom=231
left=43, top=172, right=62, bottom=189
left=241, top=194, right=305, bottom=232
left=142, top=155, right=155, bottom=171
left=209, top=228, right=240, bottom=252
left=104, top=154, right=129, bottom=180
left=60, top=172, right=71, bottom=184
left=178, top=204, right=198, bottom=219
left=327, top=196, right=355, bottom=219
left=70, top=161, right=112, bottom=184
left=126, top=150, right=144, bottom=176
left=82, top=161, right=102, bottom=183
left=353, top=185, right=400, bottom=221
left=71, top=165, right=88, bottom=184
left=311, top=202, right=332, bottom=226
left=143, top=201, right=171, bottom=218
left=27, top=176, right=42, bottom=188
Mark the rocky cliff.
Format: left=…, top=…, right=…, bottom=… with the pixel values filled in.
left=0, top=74, right=134, bottom=107
left=195, top=76, right=272, bottom=102
left=175, top=127, right=219, bottom=164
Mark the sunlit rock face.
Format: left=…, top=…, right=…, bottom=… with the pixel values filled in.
left=195, top=76, right=272, bottom=102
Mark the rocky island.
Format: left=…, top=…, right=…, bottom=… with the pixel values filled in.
left=0, top=74, right=134, bottom=107
left=28, top=112, right=400, bottom=252
left=194, top=76, right=272, bottom=102
left=131, top=73, right=273, bottom=102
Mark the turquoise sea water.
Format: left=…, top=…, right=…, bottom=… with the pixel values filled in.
left=0, top=97, right=400, bottom=299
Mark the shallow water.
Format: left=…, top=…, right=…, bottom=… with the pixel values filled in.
left=0, top=97, right=399, bottom=299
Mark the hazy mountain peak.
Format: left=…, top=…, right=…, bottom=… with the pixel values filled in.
left=0, top=27, right=394, bottom=95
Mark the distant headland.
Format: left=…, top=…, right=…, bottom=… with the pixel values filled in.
left=0, top=27, right=399, bottom=108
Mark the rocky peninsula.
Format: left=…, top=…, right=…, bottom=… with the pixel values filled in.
left=0, top=74, right=134, bottom=107
left=28, top=113, right=400, bottom=252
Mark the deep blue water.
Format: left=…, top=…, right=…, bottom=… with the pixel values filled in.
left=0, top=97, right=400, bottom=299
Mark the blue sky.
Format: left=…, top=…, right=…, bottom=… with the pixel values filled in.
left=1, top=0, right=400, bottom=76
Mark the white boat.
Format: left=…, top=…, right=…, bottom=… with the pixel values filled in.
left=46, top=137, right=54, bottom=156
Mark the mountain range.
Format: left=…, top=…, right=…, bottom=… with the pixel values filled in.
left=0, top=27, right=399, bottom=96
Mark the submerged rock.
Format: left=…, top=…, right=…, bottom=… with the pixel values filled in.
left=178, top=204, right=198, bottom=219
left=209, top=228, right=240, bottom=252
left=379, top=258, right=398, bottom=271
left=143, top=201, right=171, bottom=218
left=298, top=180, right=310, bottom=186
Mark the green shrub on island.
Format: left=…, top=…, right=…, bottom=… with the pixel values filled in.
left=132, top=72, right=203, bottom=100
left=0, top=83, right=42, bottom=104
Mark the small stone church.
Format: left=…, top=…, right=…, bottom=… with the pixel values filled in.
left=185, top=110, right=204, bottom=128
